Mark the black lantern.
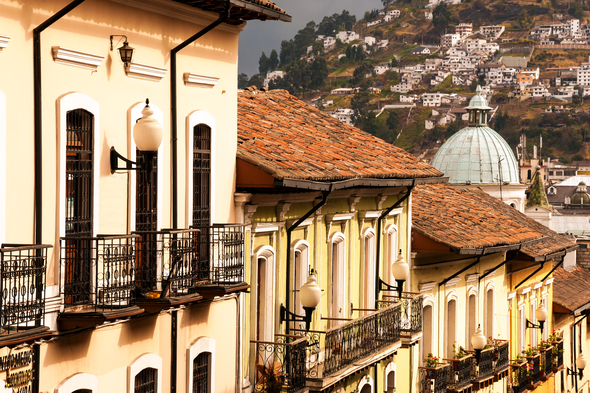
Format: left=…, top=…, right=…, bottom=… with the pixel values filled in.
left=110, top=35, right=134, bottom=65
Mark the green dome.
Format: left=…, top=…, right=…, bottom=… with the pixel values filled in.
left=431, top=126, right=520, bottom=184
left=571, top=192, right=590, bottom=205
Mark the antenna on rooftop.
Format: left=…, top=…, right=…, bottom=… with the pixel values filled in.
left=498, top=157, right=505, bottom=201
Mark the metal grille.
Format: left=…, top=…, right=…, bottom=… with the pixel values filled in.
left=419, top=363, right=452, bottom=393
left=64, top=109, right=94, bottom=304
left=136, top=150, right=158, bottom=232
left=192, top=124, right=211, bottom=228
left=193, top=352, right=210, bottom=393
left=0, top=244, right=50, bottom=331
left=135, top=367, right=157, bottom=393
left=251, top=336, right=307, bottom=393
left=193, top=224, right=245, bottom=284
left=60, top=235, right=138, bottom=310
left=510, top=362, right=528, bottom=393
left=447, top=355, right=474, bottom=391
left=473, top=347, right=494, bottom=381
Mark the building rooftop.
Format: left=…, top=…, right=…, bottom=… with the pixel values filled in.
left=236, top=89, right=443, bottom=186
left=172, top=0, right=291, bottom=23
left=553, top=266, right=590, bottom=313
left=413, top=184, right=576, bottom=259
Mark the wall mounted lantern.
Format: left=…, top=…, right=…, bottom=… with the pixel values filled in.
left=568, top=352, right=587, bottom=382
left=378, top=250, right=409, bottom=299
left=471, top=324, right=486, bottom=365
left=526, top=301, right=548, bottom=334
left=110, top=99, right=163, bottom=177
left=110, top=35, right=134, bottom=65
left=280, top=274, right=321, bottom=331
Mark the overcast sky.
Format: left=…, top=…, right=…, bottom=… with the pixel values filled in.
left=238, top=0, right=384, bottom=76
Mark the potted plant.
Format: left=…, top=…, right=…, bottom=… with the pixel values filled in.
left=423, top=353, right=442, bottom=379
left=549, top=329, right=564, bottom=344
left=445, top=343, right=473, bottom=371
left=540, top=363, right=547, bottom=381
left=526, top=362, right=536, bottom=390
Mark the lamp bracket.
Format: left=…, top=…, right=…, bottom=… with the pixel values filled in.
left=110, top=35, right=128, bottom=51
left=110, top=146, right=144, bottom=174
left=378, top=277, right=399, bottom=292
left=526, top=318, right=545, bottom=333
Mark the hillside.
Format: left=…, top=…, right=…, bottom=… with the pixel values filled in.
left=239, top=0, right=590, bottom=163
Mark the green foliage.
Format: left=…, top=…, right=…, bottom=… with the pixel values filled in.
left=432, top=2, right=451, bottom=34
left=259, top=52, right=270, bottom=76
left=316, top=11, right=356, bottom=35
left=351, top=62, right=374, bottom=86
left=268, top=50, right=279, bottom=72
left=279, top=40, right=296, bottom=67
left=246, top=74, right=264, bottom=89
left=238, top=73, right=249, bottom=89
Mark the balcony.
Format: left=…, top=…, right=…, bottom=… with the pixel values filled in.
left=471, top=347, right=494, bottom=389
left=251, top=335, right=308, bottom=393
left=551, top=339, right=564, bottom=371
left=540, top=345, right=554, bottom=381
left=444, top=355, right=474, bottom=392
left=419, top=363, right=452, bottom=393
left=525, top=354, right=541, bottom=390
left=58, top=235, right=144, bottom=330
left=295, top=302, right=402, bottom=390
left=510, top=360, right=528, bottom=393
left=0, top=244, right=53, bottom=346
left=493, top=340, right=510, bottom=379
left=377, top=293, right=423, bottom=344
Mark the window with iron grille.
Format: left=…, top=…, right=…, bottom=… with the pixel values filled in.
left=134, top=367, right=157, bottom=393
left=63, top=109, right=93, bottom=304
left=135, top=150, right=158, bottom=231
left=193, top=124, right=211, bottom=228
left=193, top=352, right=211, bottom=393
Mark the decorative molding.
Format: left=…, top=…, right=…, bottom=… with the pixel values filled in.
left=520, top=287, right=531, bottom=295
left=507, top=291, right=516, bottom=300
left=419, top=281, right=437, bottom=293
left=252, top=223, right=280, bottom=233
left=244, top=205, right=258, bottom=226
left=533, top=282, right=543, bottom=290
left=52, top=46, right=104, bottom=70
left=348, top=196, right=361, bottom=212
left=376, top=195, right=388, bottom=210
left=544, top=277, right=554, bottom=286
left=125, top=62, right=167, bottom=81
left=466, top=273, right=479, bottom=283
left=326, top=213, right=354, bottom=240
left=0, top=35, right=10, bottom=52
left=445, top=277, right=461, bottom=287
left=359, top=210, right=380, bottom=235
left=286, top=217, right=314, bottom=228
left=276, top=202, right=291, bottom=222
left=388, top=207, right=403, bottom=216
left=183, top=72, right=219, bottom=88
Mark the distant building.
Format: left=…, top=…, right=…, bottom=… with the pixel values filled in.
left=330, top=108, right=354, bottom=125
left=456, top=23, right=473, bottom=36
left=441, top=33, right=461, bottom=47
left=578, top=63, right=590, bottom=86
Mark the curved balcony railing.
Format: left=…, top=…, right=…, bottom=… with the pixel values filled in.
left=419, top=363, right=452, bottom=393
left=251, top=335, right=308, bottom=393
left=0, top=244, right=51, bottom=332
left=376, top=293, right=423, bottom=338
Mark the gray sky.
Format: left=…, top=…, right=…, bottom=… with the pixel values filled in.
left=238, top=0, right=384, bottom=76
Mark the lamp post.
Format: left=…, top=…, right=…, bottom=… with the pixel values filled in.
left=378, top=250, right=410, bottom=299
left=471, top=324, right=486, bottom=365
left=526, top=301, right=548, bottom=335
left=280, top=275, right=321, bottom=332
left=568, top=352, right=587, bottom=390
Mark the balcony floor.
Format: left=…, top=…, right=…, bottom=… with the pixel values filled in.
left=0, top=326, right=54, bottom=347
left=134, top=293, right=203, bottom=313
left=193, top=281, right=250, bottom=299
left=57, top=305, right=145, bottom=331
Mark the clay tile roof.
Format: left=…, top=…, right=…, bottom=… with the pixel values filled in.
left=413, top=184, right=575, bottom=257
left=237, top=89, right=444, bottom=182
left=171, top=0, right=290, bottom=23
left=553, top=266, right=590, bottom=312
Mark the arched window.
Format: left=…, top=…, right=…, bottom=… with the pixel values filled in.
left=192, top=124, right=211, bottom=228
left=0, top=90, right=5, bottom=245
left=363, top=229, right=376, bottom=311
left=293, top=240, right=310, bottom=319
left=485, top=286, right=494, bottom=339
left=423, top=303, right=433, bottom=357
left=187, top=337, right=216, bottom=393
left=331, top=233, right=346, bottom=326
left=254, top=246, right=275, bottom=341
left=55, top=373, right=98, bottom=393
left=193, top=352, right=212, bottom=393
left=447, top=296, right=457, bottom=358
left=467, top=292, right=477, bottom=349
left=128, top=353, right=162, bottom=393
left=384, top=362, right=396, bottom=393
left=134, top=368, right=157, bottom=393
left=386, top=224, right=398, bottom=296
left=530, top=299, right=537, bottom=346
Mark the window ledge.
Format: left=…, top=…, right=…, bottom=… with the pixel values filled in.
left=125, top=62, right=167, bottom=82
left=183, top=73, right=219, bottom=88
left=51, top=46, right=104, bottom=70
left=0, top=35, right=9, bottom=52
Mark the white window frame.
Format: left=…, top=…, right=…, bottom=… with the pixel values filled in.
left=128, top=353, right=163, bottom=393
left=384, top=362, right=397, bottom=393
left=293, top=239, right=310, bottom=318
left=330, top=232, right=346, bottom=325
left=385, top=224, right=399, bottom=295
left=128, top=102, right=164, bottom=232
left=252, top=245, right=275, bottom=342
left=484, top=283, right=495, bottom=339
left=518, top=304, right=525, bottom=351
left=362, top=228, right=376, bottom=311
left=446, top=291, right=459, bottom=358
left=187, top=337, right=216, bottom=393
left=466, top=287, right=478, bottom=349
left=185, top=110, right=216, bottom=228
left=542, top=294, right=549, bottom=341
left=54, top=372, right=98, bottom=393
left=357, top=374, right=374, bottom=393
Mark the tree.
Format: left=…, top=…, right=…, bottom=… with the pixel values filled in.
left=432, top=2, right=451, bottom=34
left=386, top=110, right=399, bottom=130
left=238, top=73, right=249, bottom=89
left=258, top=52, right=269, bottom=76
left=268, top=50, right=279, bottom=72
left=293, top=21, right=316, bottom=57
left=308, top=58, right=329, bottom=91
left=246, top=74, right=264, bottom=89
left=382, top=0, right=395, bottom=7
left=279, top=40, right=295, bottom=67
left=390, top=56, right=399, bottom=68
left=351, top=62, right=374, bottom=86
left=351, top=89, right=377, bottom=134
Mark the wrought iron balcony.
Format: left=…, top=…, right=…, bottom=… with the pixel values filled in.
left=472, top=347, right=494, bottom=383
left=494, top=340, right=510, bottom=376
left=376, top=293, right=423, bottom=342
left=553, top=340, right=564, bottom=370
left=419, top=363, right=452, bottom=393
left=0, top=244, right=51, bottom=335
left=60, top=234, right=138, bottom=310
left=540, top=345, right=554, bottom=379
left=444, top=355, right=474, bottom=392
left=526, top=354, right=541, bottom=387
left=133, top=225, right=246, bottom=299
left=510, top=361, right=528, bottom=393
left=251, top=335, right=308, bottom=393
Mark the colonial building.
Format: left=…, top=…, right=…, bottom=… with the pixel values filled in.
left=0, top=0, right=289, bottom=392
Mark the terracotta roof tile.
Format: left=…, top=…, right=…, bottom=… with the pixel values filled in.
left=413, top=184, right=575, bottom=257
left=553, top=266, right=590, bottom=312
left=237, top=90, right=444, bottom=182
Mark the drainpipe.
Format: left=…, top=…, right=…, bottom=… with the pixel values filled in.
left=170, top=0, right=231, bottom=230
left=285, top=190, right=330, bottom=335
left=168, top=5, right=231, bottom=392
left=33, top=3, right=86, bottom=393
left=374, top=180, right=415, bottom=308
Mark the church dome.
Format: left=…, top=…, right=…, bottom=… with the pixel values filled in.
left=431, top=86, right=520, bottom=184
left=571, top=191, right=590, bottom=205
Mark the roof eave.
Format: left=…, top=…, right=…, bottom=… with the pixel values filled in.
left=275, top=176, right=448, bottom=191
left=230, top=0, right=291, bottom=21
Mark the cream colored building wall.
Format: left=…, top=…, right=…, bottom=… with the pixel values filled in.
left=40, top=298, right=237, bottom=393
left=0, top=0, right=242, bottom=285
left=554, top=312, right=589, bottom=393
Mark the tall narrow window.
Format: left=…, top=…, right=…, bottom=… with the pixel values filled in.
left=447, top=299, right=457, bottom=358
left=192, top=124, right=211, bottom=228
left=423, top=304, right=433, bottom=357
left=331, top=234, right=346, bottom=326
left=293, top=242, right=309, bottom=319
left=518, top=305, right=525, bottom=350
left=468, top=294, right=476, bottom=349
left=193, top=352, right=211, bottom=393
left=486, top=288, right=494, bottom=339
left=363, top=231, right=376, bottom=312
left=135, top=150, right=158, bottom=231
left=542, top=294, right=549, bottom=341
left=530, top=301, right=537, bottom=346
left=134, top=368, right=157, bottom=393
left=63, top=109, right=93, bottom=304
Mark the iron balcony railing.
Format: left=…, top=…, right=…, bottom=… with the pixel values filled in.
left=0, top=244, right=51, bottom=332
left=376, top=293, right=423, bottom=338
left=60, top=235, right=138, bottom=310
left=541, top=345, right=554, bottom=377
left=494, top=340, right=510, bottom=374
left=251, top=335, right=308, bottom=393
left=555, top=340, right=564, bottom=369
left=527, top=354, right=541, bottom=386
left=445, top=355, right=474, bottom=392
left=322, top=302, right=401, bottom=376
left=419, top=363, right=452, bottom=393
left=472, top=347, right=494, bottom=382
left=134, top=225, right=245, bottom=296
left=510, top=361, right=528, bottom=393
